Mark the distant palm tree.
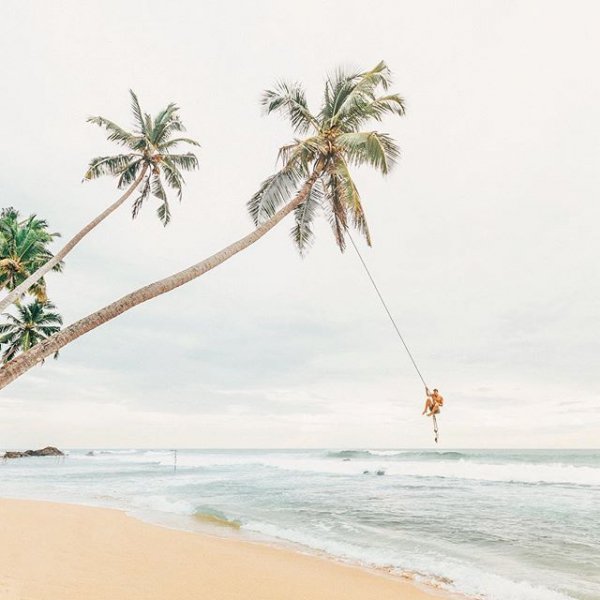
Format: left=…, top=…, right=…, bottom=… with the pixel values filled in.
left=0, top=62, right=405, bottom=389
left=0, top=301, right=62, bottom=363
left=0, top=208, right=62, bottom=303
left=85, top=90, right=200, bottom=225
left=0, top=91, right=199, bottom=313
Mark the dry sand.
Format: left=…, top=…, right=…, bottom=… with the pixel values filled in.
left=0, top=498, right=450, bottom=600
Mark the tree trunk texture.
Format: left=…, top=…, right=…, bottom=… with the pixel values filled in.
left=0, top=172, right=319, bottom=390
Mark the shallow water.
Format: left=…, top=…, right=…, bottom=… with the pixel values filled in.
left=1, top=448, right=598, bottom=600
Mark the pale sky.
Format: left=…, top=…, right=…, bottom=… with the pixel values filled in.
left=0, top=0, right=598, bottom=448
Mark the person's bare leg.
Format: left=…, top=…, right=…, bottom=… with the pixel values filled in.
left=422, top=399, right=432, bottom=415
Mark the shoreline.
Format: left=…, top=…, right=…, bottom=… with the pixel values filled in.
left=0, top=497, right=455, bottom=600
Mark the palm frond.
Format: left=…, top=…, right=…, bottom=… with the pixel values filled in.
left=352, top=61, right=392, bottom=92
left=38, top=325, right=61, bottom=336
left=0, top=322, right=16, bottom=334
left=22, top=215, right=51, bottom=233
left=156, top=200, right=171, bottom=226
left=152, top=104, right=181, bottom=144
left=248, top=163, right=305, bottom=225
left=332, top=158, right=371, bottom=245
left=327, top=62, right=397, bottom=129
left=262, top=82, right=319, bottom=133
left=84, top=155, right=139, bottom=180
left=150, top=170, right=173, bottom=225
left=86, top=116, right=141, bottom=148
left=2, top=342, right=20, bottom=363
left=29, top=281, right=48, bottom=303
left=160, top=137, right=201, bottom=151
left=153, top=103, right=178, bottom=129
left=144, top=113, right=153, bottom=137
left=164, top=153, right=199, bottom=172
left=116, top=159, right=144, bottom=188
left=160, top=158, right=184, bottom=200
left=323, top=168, right=349, bottom=251
left=129, top=90, right=147, bottom=133
left=0, top=207, right=19, bottom=222
left=340, top=94, right=406, bottom=131
left=290, top=180, right=323, bottom=255
left=364, top=94, right=406, bottom=119
left=322, top=68, right=357, bottom=125
left=38, top=310, right=63, bottom=325
left=151, top=172, right=167, bottom=202
left=277, top=137, right=324, bottom=172
left=132, top=175, right=151, bottom=219
left=337, top=131, right=400, bottom=174
left=157, top=117, right=186, bottom=143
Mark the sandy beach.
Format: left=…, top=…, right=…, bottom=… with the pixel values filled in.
left=0, top=498, right=446, bottom=600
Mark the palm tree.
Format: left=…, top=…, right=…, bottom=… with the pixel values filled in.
left=249, top=60, right=404, bottom=254
left=0, top=91, right=200, bottom=314
left=0, top=208, right=63, bottom=303
left=0, top=301, right=62, bottom=363
left=0, top=62, right=405, bottom=390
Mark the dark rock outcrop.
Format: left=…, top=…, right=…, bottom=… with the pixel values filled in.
left=30, top=446, right=64, bottom=456
left=3, top=451, right=24, bottom=459
left=3, top=446, right=64, bottom=459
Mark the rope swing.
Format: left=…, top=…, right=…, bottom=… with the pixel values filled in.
left=348, top=234, right=440, bottom=443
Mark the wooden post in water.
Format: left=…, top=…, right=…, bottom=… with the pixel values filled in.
left=173, top=449, right=177, bottom=473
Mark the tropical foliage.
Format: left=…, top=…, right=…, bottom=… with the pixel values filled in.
left=85, top=91, right=200, bottom=225
left=0, top=61, right=406, bottom=389
left=249, top=61, right=405, bottom=254
left=0, top=208, right=62, bottom=304
left=0, top=300, right=62, bottom=363
left=0, top=92, right=200, bottom=315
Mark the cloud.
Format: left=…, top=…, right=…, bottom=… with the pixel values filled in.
left=0, top=0, right=599, bottom=448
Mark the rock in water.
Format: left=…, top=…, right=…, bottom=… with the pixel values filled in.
left=3, top=451, right=24, bottom=459
left=376, top=470, right=385, bottom=476
left=32, top=446, right=64, bottom=456
left=3, top=446, right=64, bottom=459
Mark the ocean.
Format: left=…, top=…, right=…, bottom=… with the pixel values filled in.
left=1, top=448, right=598, bottom=600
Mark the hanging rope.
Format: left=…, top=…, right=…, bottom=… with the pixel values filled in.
left=347, top=233, right=439, bottom=443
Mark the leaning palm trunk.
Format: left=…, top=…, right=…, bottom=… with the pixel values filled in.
left=0, top=171, right=320, bottom=390
left=0, top=167, right=148, bottom=313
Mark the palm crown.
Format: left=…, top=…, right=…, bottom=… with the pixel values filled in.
left=84, top=91, right=200, bottom=225
left=248, top=61, right=405, bottom=253
left=0, top=208, right=62, bottom=302
left=0, top=300, right=62, bottom=363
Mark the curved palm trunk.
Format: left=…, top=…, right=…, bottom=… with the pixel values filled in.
left=0, top=171, right=320, bottom=390
left=0, top=167, right=148, bottom=314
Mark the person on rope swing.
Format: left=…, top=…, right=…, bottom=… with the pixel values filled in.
left=422, top=388, right=444, bottom=416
